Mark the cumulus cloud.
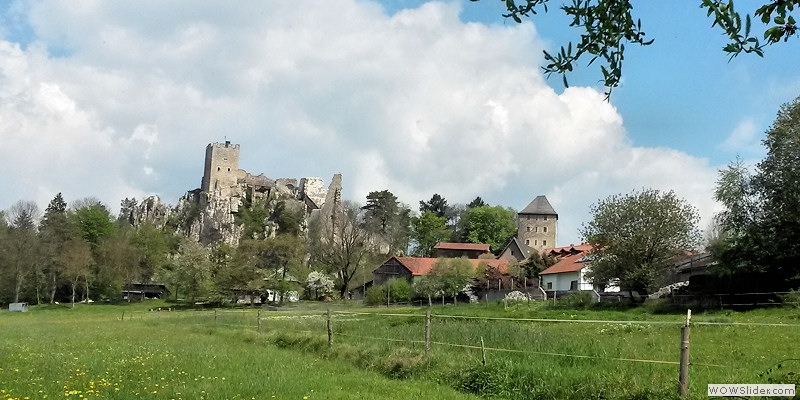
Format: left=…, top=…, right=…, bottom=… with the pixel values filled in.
left=719, top=118, right=764, bottom=156
left=0, top=0, right=719, bottom=245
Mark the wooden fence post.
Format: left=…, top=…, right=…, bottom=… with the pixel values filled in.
left=327, top=309, right=333, bottom=346
left=425, top=310, right=431, bottom=358
left=121, top=311, right=125, bottom=321
left=678, top=309, right=691, bottom=397
left=480, top=336, right=486, bottom=365
left=214, top=309, right=217, bottom=323
left=257, top=309, right=262, bottom=332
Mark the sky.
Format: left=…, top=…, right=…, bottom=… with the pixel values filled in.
left=1, top=0, right=798, bottom=247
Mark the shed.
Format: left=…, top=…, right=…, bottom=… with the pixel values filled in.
left=9, top=302, right=29, bottom=312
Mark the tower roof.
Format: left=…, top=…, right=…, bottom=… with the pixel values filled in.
left=519, top=195, right=557, bottom=216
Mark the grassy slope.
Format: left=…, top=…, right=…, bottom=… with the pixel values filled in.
left=0, top=303, right=477, bottom=400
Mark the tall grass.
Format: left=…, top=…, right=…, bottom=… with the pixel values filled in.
left=4, top=300, right=799, bottom=399
left=0, top=303, right=476, bottom=400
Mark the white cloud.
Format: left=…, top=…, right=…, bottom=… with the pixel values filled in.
left=0, top=0, right=720, bottom=245
left=719, top=118, right=764, bottom=155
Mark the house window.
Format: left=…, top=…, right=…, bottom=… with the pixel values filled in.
left=546, top=282, right=552, bottom=290
left=525, top=239, right=530, bottom=245
left=543, top=227, right=547, bottom=233
left=570, top=280, right=578, bottom=290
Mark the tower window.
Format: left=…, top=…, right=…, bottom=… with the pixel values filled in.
left=217, top=167, right=220, bottom=171
left=526, top=227, right=531, bottom=232
left=227, top=168, right=230, bottom=171
left=525, top=240, right=530, bottom=245
left=534, top=240, right=538, bottom=245
left=543, top=227, right=548, bottom=233
left=544, top=216, right=548, bottom=221
left=535, top=227, right=539, bottom=233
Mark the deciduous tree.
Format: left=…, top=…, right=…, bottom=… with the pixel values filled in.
left=581, top=189, right=701, bottom=299
left=461, top=205, right=517, bottom=254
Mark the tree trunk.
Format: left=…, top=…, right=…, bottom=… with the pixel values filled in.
left=71, top=281, right=76, bottom=308
left=49, top=272, right=57, bottom=304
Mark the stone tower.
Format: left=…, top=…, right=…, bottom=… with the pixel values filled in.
left=201, top=141, right=240, bottom=197
left=517, top=195, right=557, bottom=252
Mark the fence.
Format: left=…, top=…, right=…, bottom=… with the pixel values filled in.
left=118, top=304, right=800, bottom=397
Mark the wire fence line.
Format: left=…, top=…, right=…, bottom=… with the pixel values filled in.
left=114, top=307, right=800, bottom=372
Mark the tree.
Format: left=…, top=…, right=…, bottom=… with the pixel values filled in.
left=411, top=211, right=451, bottom=257
left=305, top=271, right=335, bottom=300
left=461, top=205, right=517, bottom=254
left=480, top=0, right=798, bottom=97
left=70, top=201, right=116, bottom=248
left=419, top=194, right=449, bottom=218
left=308, top=201, right=374, bottom=298
left=3, top=200, right=41, bottom=303
left=362, top=190, right=411, bottom=255
left=753, top=95, right=800, bottom=286
left=257, top=234, right=306, bottom=304
left=467, top=196, right=487, bottom=209
left=428, top=258, right=475, bottom=301
left=170, top=239, right=214, bottom=302
left=60, top=239, right=93, bottom=307
left=712, top=95, right=800, bottom=291
left=581, top=189, right=701, bottom=299
left=39, top=193, right=75, bottom=303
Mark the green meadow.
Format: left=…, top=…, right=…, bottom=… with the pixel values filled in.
left=2, top=301, right=799, bottom=399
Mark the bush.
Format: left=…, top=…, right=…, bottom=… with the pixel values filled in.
left=780, top=289, right=800, bottom=308
left=365, top=285, right=387, bottom=306
left=388, top=278, right=412, bottom=303
left=559, top=291, right=593, bottom=309
left=365, top=279, right=413, bottom=306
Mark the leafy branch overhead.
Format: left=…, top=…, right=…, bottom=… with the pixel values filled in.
left=482, top=0, right=798, bottom=98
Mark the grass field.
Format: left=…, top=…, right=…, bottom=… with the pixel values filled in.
left=2, top=300, right=799, bottom=399
left=0, top=303, right=476, bottom=400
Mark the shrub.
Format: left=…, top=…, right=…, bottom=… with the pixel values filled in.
left=780, top=289, right=800, bottom=308
left=559, top=291, right=593, bottom=308
left=388, top=278, right=412, bottom=303
left=365, top=279, right=413, bottom=305
left=365, top=285, right=387, bottom=306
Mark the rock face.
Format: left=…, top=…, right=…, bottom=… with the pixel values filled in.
left=176, top=142, right=341, bottom=246
left=119, top=195, right=172, bottom=229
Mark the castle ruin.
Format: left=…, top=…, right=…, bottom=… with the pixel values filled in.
left=173, top=141, right=342, bottom=245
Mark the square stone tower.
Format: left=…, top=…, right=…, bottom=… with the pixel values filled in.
left=201, top=141, right=240, bottom=196
left=517, top=195, right=558, bottom=251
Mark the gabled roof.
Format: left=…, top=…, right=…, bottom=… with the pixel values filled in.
left=519, top=195, right=557, bottom=216
left=541, top=243, right=593, bottom=256
left=387, top=257, right=509, bottom=276
left=539, top=253, right=589, bottom=275
left=433, top=242, right=491, bottom=252
left=501, top=237, right=535, bottom=259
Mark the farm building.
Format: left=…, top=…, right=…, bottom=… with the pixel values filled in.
left=432, top=242, right=492, bottom=259
left=372, top=256, right=509, bottom=286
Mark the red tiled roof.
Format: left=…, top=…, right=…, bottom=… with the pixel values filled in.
left=433, top=242, right=491, bottom=252
left=392, top=257, right=509, bottom=276
left=539, top=252, right=589, bottom=275
left=541, top=243, right=593, bottom=256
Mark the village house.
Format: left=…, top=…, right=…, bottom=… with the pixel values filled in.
left=538, top=244, right=619, bottom=294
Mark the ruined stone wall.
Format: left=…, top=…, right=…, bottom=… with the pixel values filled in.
left=201, top=141, right=241, bottom=197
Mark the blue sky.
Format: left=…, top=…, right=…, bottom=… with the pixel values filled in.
left=0, top=0, right=797, bottom=246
